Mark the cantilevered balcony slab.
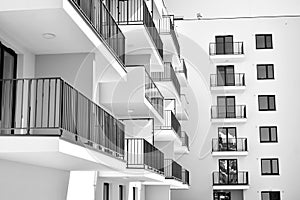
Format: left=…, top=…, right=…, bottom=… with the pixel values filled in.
left=210, top=73, right=246, bottom=93
left=212, top=171, right=249, bottom=190
left=100, top=66, right=164, bottom=125
left=0, top=0, right=126, bottom=79
left=212, top=138, right=248, bottom=157
left=175, top=59, right=188, bottom=87
left=211, top=105, right=247, bottom=124
left=176, top=94, right=189, bottom=120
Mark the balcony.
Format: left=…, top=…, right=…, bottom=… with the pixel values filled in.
left=69, top=0, right=125, bottom=65
left=126, top=138, right=164, bottom=175
left=209, top=42, right=244, bottom=63
left=211, top=105, right=247, bottom=123
left=151, top=62, right=181, bottom=98
left=176, top=94, right=189, bottom=120
left=158, top=15, right=180, bottom=57
left=175, top=131, right=190, bottom=154
left=111, top=0, right=164, bottom=70
left=212, top=138, right=248, bottom=156
left=182, top=169, right=190, bottom=185
left=175, top=59, right=188, bottom=87
left=100, top=66, right=164, bottom=124
left=164, top=159, right=182, bottom=181
left=155, top=110, right=182, bottom=142
left=210, top=73, right=246, bottom=93
left=212, top=171, right=249, bottom=190
left=0, top=77, right=126, bottom=170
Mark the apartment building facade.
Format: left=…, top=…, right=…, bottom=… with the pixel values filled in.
left=0, top=0, right=190, bottom=200
left=171, top=16, right=300, bottom=200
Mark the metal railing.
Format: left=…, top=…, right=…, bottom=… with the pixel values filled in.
left=0, top=78, right=125, bottom=158
left=164, top=159, right=182, bottom=181
left=211, top=105, right=247, bottom=119
left=212, top=171, right=249, bottom=185
left=69, top=0, right=125, bottom=65
left=156, top=110, right=181, bottom=138
left=144, top=69, right=164, bottom=118
left=126, top=138, right=164, bottom=175
left=181, top=131, right=189, bottom=150
left=151, top=62, right=181, bottom=96
left=209, top=42, right=244, bottom=55
left=182, top=169, right=190, bottom=185
left=212, top=138, right=248, bottom=152
left=115, top=0, right=163, bottom=60
left=175, top=59, right=187, bottom=80
left=210, top=73, right=245, bottom=87
left=158, top=15, right=180, bottom=56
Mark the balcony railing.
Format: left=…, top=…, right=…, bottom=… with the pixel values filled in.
left=0, top=78, right=125, bottom=158
left=175, top=59, right=187, bottom=80
left=164, top=159, right=182, bottom=181
left=145, top=69, right=164, bottom=118
left=181, top=131, right=189, bottom=150
left=151, top=62, right=181, bottom=96
left=158, top=15, right=180, bottom=56
left=212, top=138, right=248, bottom=152
left=115, top=0, right=163, bottom=60
left=182, top=169, right=190, bottom=185
left=126, top=138, right=164, bottom=175
left=210, top=73, right=245, bottom=87
left=212, top=171, right=249, bottom=185
left=69, top=0, right=125, bottom=65
left=209, top=42, right=244, bottom=56
left=156, top=110, right=181, bottom=138
left=211, top=105, right=247, bottom=119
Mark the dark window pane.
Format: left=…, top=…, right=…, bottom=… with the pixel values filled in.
left=262, top=160, right=271, bottom=174
left=266, top=35, right=273, bottom=48
left=262, top=193, right=270, bottom=200
left=270, top=127, right=277, bottom=141
left=256, top=35, right=265, bottom=49
left=272, top=160, right=279, bottom=174
left=269, top=96, right=276, bottom=110
left=267, top=65, right=274, bottom=79
left=257, top=65, right=267, bottom=79
left=260, top=127, right=270, bottom=142
left=270, top=192, right=280, bottom=200
left=259, top=96, right=269, bottom=110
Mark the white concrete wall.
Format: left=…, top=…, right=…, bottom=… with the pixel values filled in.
left=0, top=159, right=69, bottom=200
left=145, top=185, right=171, bottom=200
left=171, top=17, right=300, bottom=200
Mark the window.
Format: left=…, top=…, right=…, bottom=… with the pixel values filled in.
left=119, top=185, right=124, bottom=200
left=261, top=191, right=281, bottom=200
left=257, top=64, right=274, bottom=80
left=215, top=35, right=233, bottom=55
left=218, top=127, right=237, bottom=151
left=261, top=158, right=279, bottom=175
left=133, top=187, right=137, bottom=200
left=103, top=183, right=110, bottom=200
left=217, top=96, right=236, bottom=118
left=260, top=126, right=278, bottom=143
left=256, top=34, right=273, bottom=49
left=258, top=95, right=276, bottom=111
left=216, top=66, right=235, bottom=86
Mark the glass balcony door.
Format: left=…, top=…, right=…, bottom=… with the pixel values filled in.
left=217, top=96, right=236, bottom=118
left=218, top=127, right=237, bottom=151
left=0, top=42, right=17, bottom=134
left=219, top=159, right=238, bottom=184
left=217, top=65, right=235, bottom=86
left=216, top=35, right=233, bottom=55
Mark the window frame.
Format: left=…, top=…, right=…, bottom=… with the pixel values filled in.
left=261, top=158, right=279, bottom=175
left=103, top=183, right=110, bottom=200
left=259, top=126, right=278, bottom=143
left=258, top=95, right=276, bottom=111
left=119, top=185, right=124, bottom=200
left=261, top=191, right=281, bottom=200
left=257, top=64, right=274, bottom=80
left=256, top=34, right=273, bottom=49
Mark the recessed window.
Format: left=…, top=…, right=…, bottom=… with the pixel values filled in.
left=260, top=126, right=278, bottom=143
left=257, top=64, right=274, bottom=80
left=261, top=158, right=279, bottom=175
left=258, top=95, right=276, bottom=111
left=261, top=191, right=281, bottom=200
left=119, top=185, right=124, bottom=200
left=103, top=183, right=110, bottom=200
left=256, top=34, right=273, bottom=49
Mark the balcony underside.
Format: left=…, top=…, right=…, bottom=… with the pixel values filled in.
left=154, top=129, right=181, bottom=144
left=209, top=54, right=245, bottom=63
left=210, top=86, right=246, bottom=93
left=174, top=145, right=189, bottom=154
left=211, top=118, right=247, bottom=124
left=213, top=185, right=249, bottom=190
left=120, top=25, right=163, bottom=72
left=142, top=179, right=189, bottom=189
left=212, top=151, right=248, bottom=157
left=99, top=169, right=165, bottom=183
left=0, top=1, right=126, bottom=79
left=0, top=135, right=126, bottom=171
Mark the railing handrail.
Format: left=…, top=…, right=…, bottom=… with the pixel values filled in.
left=164, top=159, right=182, bottom=180
left=209, top=41, right=244, bottom=45
left=212, top=171, right=249, bottom=185
left=0, top=77, right=125, bottom=158
left=211, top=105, right=247, bottom=119
left=209, top=41, right=244, bottom=55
